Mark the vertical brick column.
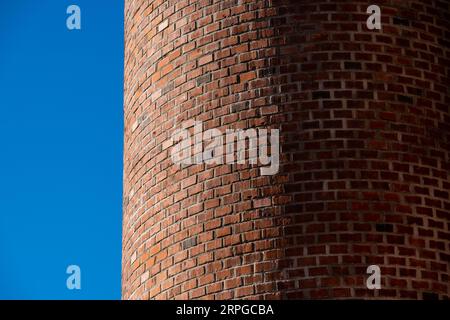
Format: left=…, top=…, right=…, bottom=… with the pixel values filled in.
left=122, top=0, right=287, bottom=300
left=122, top=0, right=450, bottom=300
left=272, top=0, right=450, bottom=300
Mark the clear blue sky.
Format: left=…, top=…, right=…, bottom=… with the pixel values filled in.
left=0, top=0, right=124, bottom=299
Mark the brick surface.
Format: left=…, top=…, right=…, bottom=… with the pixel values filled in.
left=122, top=0, right=450, bottom=300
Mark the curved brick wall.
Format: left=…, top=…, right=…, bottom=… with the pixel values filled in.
left=122, top=0, right=450, bottom=299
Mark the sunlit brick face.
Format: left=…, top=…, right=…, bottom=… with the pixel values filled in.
left=122, top=0, right=450, bottom=300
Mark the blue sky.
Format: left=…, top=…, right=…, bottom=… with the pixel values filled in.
left=0, top=0, right=124, bottom=299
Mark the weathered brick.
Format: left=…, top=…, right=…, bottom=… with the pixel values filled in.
left=122, top=0, right=450, bottom=301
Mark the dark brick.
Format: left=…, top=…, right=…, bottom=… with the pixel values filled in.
left=393, top=17, right=410, bottom=26
left=376, top=223, right=394, bottom=233
left=182, top=237, right=198, bottom=250
left=312, top=91, right=331, bottom=100
left=196, top=73, right=211, bottom=85
left=344, top=62, right=362, bottom=70
left=423, top=292, right=439, bottom=300
left=397, top=95, right=414, bottom=104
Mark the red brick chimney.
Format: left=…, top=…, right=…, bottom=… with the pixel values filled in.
left=122, top=0, right=450, bottom=299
